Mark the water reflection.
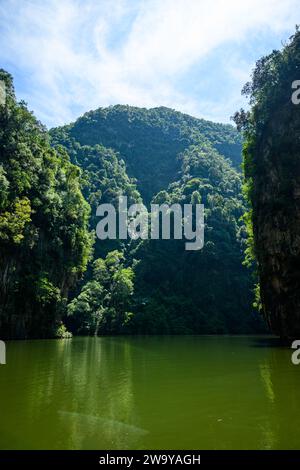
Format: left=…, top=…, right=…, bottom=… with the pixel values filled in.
left=0, top=336, right=300, bottom=449
left=258, top=342, right=300, bottom=449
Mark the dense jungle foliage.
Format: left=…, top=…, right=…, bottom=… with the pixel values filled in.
left=51, top=105, right=264, bottom=336
left=51, top=105, right=242, bottom=203
left=0, top=70, right=91, bottom=338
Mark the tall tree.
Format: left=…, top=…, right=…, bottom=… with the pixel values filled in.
left=233, top=29, right=300, bottom=340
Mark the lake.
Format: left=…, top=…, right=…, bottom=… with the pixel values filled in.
left=0, top=335, right=299, bottom=449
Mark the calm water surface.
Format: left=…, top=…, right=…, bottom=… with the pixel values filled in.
left=0, top=336, right=299, bottom=449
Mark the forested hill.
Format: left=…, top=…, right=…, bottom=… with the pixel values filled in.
left=50, top=106, right=242, bottom=203
left=50, top=106, right=265, bottom=336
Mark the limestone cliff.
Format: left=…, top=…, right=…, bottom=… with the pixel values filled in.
left=235, top=29, right=300, bottom=340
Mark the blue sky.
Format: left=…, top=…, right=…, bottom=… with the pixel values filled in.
left=0, top=0, right=299, bottom=128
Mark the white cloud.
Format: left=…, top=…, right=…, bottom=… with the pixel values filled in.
left=0, top=0, right=299, bottom=126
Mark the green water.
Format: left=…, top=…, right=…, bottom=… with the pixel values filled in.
left=0, top=336, right=299, bottom=450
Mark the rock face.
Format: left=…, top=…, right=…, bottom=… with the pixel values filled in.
left=239, top=30, right=300, bottom=340
left=254, top=103, right=300, bottom=340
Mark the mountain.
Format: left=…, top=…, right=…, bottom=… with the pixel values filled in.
left=51, top=106, right=265, bottom=335
left=50, top=105, right=242, bottom=203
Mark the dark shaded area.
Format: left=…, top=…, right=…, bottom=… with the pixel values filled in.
left=234, top=29, right=300, bottom=340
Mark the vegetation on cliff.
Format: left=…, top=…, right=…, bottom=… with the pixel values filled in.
left=233, top=29, right=300, bottom=339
